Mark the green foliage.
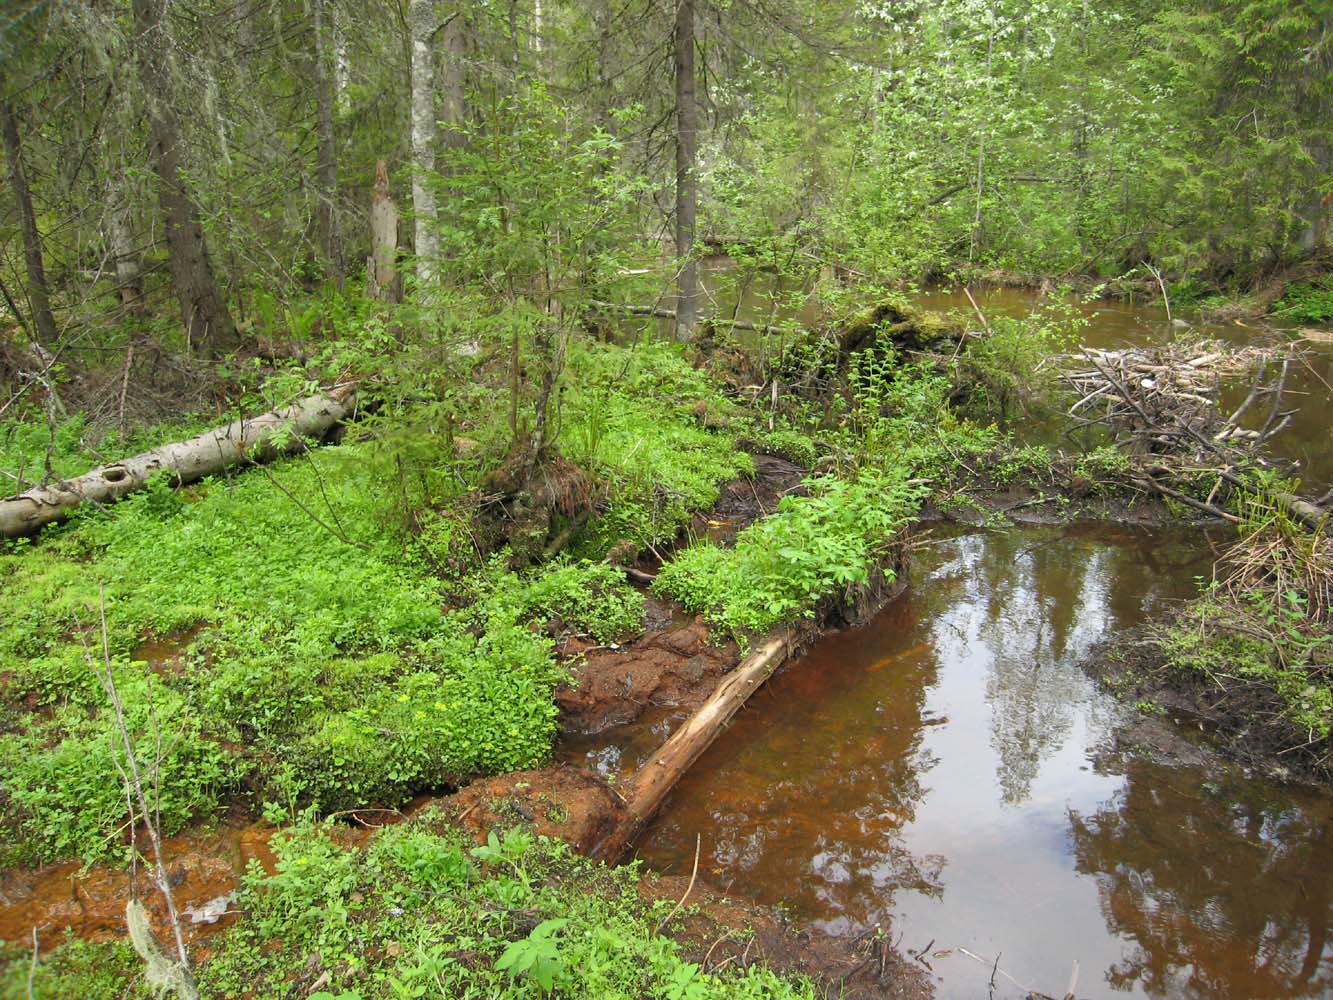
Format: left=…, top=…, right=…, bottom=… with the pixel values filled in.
left=562, top=342, right=754, bottom=556
left=0, top=937, right=143, bottom=1000
left=496, top=919, right=570, bottom=994
left=740, top=428, right=819, bottom=470
left=0, top=448, right=563, bottom=860
left=655, top=469, right=924, bottom=640
left=1272, top=281, right=1333, bottom=324
left=191, top=817, right=813, bottom=1000
left=954, top=300, right=1083, bottom=427
left=510, top=559, right=645, bottom=644
left=1157, top=490, right=1332, bottom=745
left=0, top=670, right=234, bottom=864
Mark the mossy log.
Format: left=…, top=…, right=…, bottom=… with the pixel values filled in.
left=834, top=301, right=964, bottom=358
left=0, top=383, right=357, bottom=539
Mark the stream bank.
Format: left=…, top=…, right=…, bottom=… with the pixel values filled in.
left=565, top=524, right=1333, bottom=1000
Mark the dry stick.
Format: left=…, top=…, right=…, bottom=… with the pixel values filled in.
left=963, top=285, right=991, bottom=335
left=117, top=335, right=136, bottom=442
left=88, top=590, right=198, bottom=1000
left=1145, top=262, right=1172, bottom=325
left=654, top=833, right=702, bottom=933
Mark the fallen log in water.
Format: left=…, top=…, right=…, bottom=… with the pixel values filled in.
left=0, top=382, right=357, bottom=538
left=591, top=632, right=791, bottom=861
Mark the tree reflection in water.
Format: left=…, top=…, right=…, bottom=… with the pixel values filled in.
left=1070, top=760, right=1333, bottom=998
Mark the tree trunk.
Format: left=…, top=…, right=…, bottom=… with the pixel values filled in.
left=106, top=180, right=145, bottom=315
left=673, top=0, right=699, bottom=341
left=436, top=10, right=468, bottom=173
left=367, top=159, right=400, bottom=303
left=313, top=0, right=344, bottom=287
left=131, top=0, right=239, bottom=356
left=0, top=99, right=60, bottom=349
left=592, top=633, right=790, bottom=861
left=409, top=0, right=439, bottom=288
left=0, top=384, right=357, bottom=539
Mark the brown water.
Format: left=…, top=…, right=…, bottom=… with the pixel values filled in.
left=914, top=286, right=1333, bottom=491
left=690, top=271, right=1333, bottom=491
left=566, top=525, right=1333, bottom=999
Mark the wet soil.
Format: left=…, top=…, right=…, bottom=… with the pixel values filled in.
left=0, top=820, right=278, bottom=954
left=556, top=610, right=741, bottom=733
left=1086, top=633, right=1333, bottom=787
left=641, top=873, right=932, bottom=1000
left=422, top=766, right=628, bottom=857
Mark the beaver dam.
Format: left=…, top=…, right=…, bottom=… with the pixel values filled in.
left=564, top=524, right=1333, bottom=999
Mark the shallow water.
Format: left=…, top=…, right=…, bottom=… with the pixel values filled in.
left=568, top=525, right=1333, bottom=999
left=914, top=286, right=1333, bottom=491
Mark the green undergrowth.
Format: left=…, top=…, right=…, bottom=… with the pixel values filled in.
left=1153, top=493, right=1332, bottom=757
left=654, top=469, right=924, bottom=640
left=654, top=350, right=1007, bottom=642
left=561, top=341, right=754, bottom=558
left=0, top=449, right=644, bottom=863
left=1271, top=279, right=1333, bottom=325
left=0, top=818, right=813, bottom=1000
left=0, top=337, right=756, bottom=865
left=0, top=410, right=212, bottom=486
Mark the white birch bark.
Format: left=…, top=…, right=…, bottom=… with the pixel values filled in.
left=409, top=0, right=439, bottom=288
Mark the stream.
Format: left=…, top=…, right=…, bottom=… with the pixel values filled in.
left=564, top=525, right=1333, bottom=999
left=569, top=284, right=1333, bottom=999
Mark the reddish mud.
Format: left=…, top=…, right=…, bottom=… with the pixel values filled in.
left=0, top=821, right=277, bottom=953
left=420, top=766, right=627, bottom=856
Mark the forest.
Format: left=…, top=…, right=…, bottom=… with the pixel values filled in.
left=0, top=0, right=1331, bottom=998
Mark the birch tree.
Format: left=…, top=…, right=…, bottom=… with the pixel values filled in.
left=409, top=0, right=440, bottom=288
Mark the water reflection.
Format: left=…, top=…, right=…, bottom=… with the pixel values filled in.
left=609, top=526, right=1333, bottom=999
left=1070, top=762, right=1333, bottom=997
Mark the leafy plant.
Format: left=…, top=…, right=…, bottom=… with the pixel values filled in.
left=496, top=919, right=570, bottom=994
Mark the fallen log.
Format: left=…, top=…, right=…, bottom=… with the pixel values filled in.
left=589, top=299, right=788, bottom=337
left=591, top=632, right=791, bottom=861
left=0, top=383, right=357, bottom=539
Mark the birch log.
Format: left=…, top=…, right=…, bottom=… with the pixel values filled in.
left=0, top=383, right=357, bottom=539
left=591, top=633, right=790, bottom=861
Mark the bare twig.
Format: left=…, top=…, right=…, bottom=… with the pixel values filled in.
left=655, top=833, right=701, bottom=933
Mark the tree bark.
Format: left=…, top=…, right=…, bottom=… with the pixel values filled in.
left=436, top=10, right=468, bottom=182
left=0, top=383, right=357, bottom=539
left=0, top=98, right=60, bottom=349
left=673, top=0, right=699, bottom=341
left=106, top=179, right=145, bottom=315
left=131, top=0, right=239, bottom=356
left=313, top=0, right=344, bottom=287
left=409, top=0, right=439, bottom=287
left=367, top=159, right=400, bottom=302
left=592, top=633, right=790, bottom=861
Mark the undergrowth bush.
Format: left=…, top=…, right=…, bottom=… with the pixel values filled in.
left=1156, top=490, right=1332, bottom=753
left=1272, top=281, right=1333, bottom=324
left=0, top=447, right=566, bottom=861
left=192, top=816, right=813, bottom=1000
left=655, top=468, right=924, bottom=640
left=561, top=342, right=754, bottom=556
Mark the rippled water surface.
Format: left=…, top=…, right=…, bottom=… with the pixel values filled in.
left=572, top=526, right=1333, bottom=999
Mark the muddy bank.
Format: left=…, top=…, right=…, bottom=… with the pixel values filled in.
left=0, top=820, right=280, bottom=954
left=1087, top=633, right=1332, bottom=787
left=641, top=874, right=932, bottom=1000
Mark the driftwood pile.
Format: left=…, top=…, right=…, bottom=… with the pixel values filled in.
left=1058, top=340, right=1327, bottom=531
left=1060, top=341, right=1294, bottom=461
